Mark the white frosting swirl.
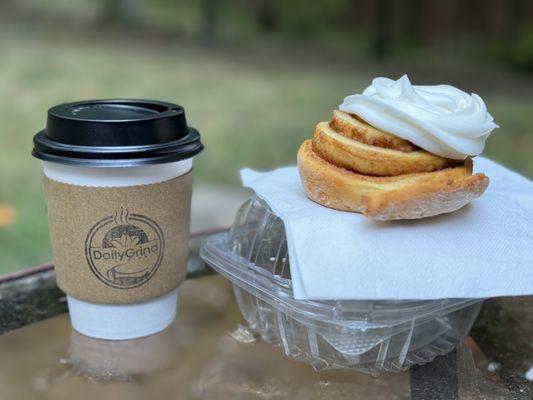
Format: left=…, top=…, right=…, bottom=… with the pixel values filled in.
left=339, top=75, right=498, bottom=159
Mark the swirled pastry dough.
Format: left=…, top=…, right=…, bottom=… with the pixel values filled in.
left=298, top=111, right=489, bottom=220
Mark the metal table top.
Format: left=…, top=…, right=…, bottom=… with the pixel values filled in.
left=0, top=230, right=531, bottom=399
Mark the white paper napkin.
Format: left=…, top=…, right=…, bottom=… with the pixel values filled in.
left=241, top=157, right=533, bottom=300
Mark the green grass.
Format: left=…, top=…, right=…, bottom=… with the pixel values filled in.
left=0, top=26, right=531, bottom=274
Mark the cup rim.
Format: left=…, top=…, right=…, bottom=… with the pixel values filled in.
left=32, top=127, right=203, bottom=167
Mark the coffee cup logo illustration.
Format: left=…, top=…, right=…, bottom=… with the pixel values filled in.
left=85, top=207, right=165, bottom=289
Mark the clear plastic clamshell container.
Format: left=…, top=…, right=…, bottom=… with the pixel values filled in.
left=200, top=196, right=483, bottom=376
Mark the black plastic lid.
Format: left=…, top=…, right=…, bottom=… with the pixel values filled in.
left=32, top=99, right=203, bottom=167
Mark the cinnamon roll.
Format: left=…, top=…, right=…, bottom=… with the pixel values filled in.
left=298, top=111, right=490, bottom=220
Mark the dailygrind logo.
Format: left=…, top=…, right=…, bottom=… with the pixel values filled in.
left=85, top=207, right=165, bottom=289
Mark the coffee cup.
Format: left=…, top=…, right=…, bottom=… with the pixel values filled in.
left=32, top=100, right=203, bottom=340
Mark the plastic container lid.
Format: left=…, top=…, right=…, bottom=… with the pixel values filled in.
left=32, top=99, right=203, bottom=167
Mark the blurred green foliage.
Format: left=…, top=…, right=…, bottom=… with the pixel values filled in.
left=13, top=0, right=533, bottom=69
left=489, top=27, right=533, bottom=72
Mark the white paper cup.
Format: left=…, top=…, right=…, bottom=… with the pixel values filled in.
left=33, top=100, right=203, bottom=340
left=42, top=159, right=193, bottom=340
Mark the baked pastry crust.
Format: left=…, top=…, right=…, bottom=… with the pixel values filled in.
left=362, top=171, right=489, bottom=220
left=298, top=112, right=490, bottom=220
left=313, top=121, right=461, bottom=176
left=330, top=110, right=417, bottom=152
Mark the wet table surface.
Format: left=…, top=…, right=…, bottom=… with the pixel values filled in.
left=0, top=235, right=531, bottom=399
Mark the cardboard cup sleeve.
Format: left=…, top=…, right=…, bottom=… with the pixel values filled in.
left=43, top=171, right=193, bottom=304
